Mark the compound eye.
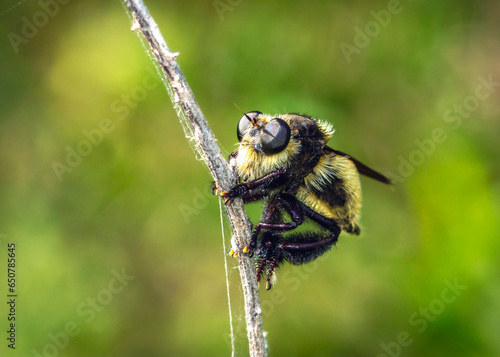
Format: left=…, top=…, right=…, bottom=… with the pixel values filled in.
left=237, top=111, right=262, bottom=141
left=261, top=118, right=291, bottom=155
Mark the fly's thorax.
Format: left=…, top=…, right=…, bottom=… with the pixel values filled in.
left=278, top=113, right=335, bottom=143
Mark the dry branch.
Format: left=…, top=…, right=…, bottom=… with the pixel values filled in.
left=122, top=1, right=267, bottom=356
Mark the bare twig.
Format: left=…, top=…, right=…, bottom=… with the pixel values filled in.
left=122, top=1, right=267, bottom=356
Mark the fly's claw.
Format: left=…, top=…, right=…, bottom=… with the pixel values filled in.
left=212, top=182, right=233, bottom=204
left=211, top=182, right=219, bottom=196
left=228, top=244, right=255, bottom=258
left=229, top=247, right=253, bottom=257
left=220, top=184, right=248, bottom=204
left=242, top=245, right=255, bottom=257
left=219, top=191, right=232, bottom=204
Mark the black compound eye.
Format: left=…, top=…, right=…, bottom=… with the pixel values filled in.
left=261, top=118, right=291, bottom=155
left=237, top=111, right=262, bottom=141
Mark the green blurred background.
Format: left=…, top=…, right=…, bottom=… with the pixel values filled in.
left=1, top=0, right=499, bottom=356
